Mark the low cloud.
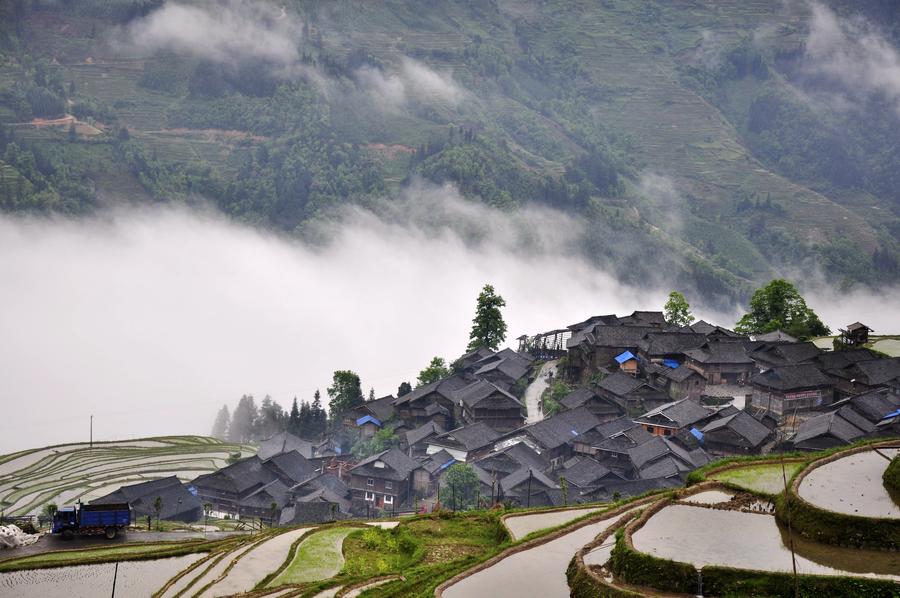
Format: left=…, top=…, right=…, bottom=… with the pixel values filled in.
left=803, top=2, right=900, bottom=115
left=120, top=0, right=304, bottom=75
left=0, top=186, right=672, bottom=452
left=355, top=58, right=467, bottom=111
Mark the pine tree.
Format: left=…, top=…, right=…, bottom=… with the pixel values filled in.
left=368, top=387, right=376, bottom=401
left=327, top=371, right=363, bottom=421
left=397, top=381, right=412, bottom=397
left=228, top=395, right=258, bottom=443
left=311, top=390, right=326, bottom=437
left=211, top=405, right=230, bottom=440
left=467, top=284, right=507, bottom=351
left=288, top=398, right=301, bottom=435
left=298, top=400, right=312, bottom=437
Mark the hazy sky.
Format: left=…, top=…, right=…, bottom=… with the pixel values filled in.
left=0, top=186, right=897, bottom=454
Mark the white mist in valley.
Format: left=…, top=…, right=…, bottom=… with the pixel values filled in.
left=0, top=186, right=896, bottom=453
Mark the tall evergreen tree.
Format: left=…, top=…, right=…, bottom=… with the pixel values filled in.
left=467, top=284, right=507, bottom=351
left=288, top=398, right=301, bottom=435
left=211, top=405, right=230, bottom=440
left=298, top=400, right=312, bottom=437
left=228, top=394, right=258, bottom=443
left=397, top=381, right=412, bottom=397
left=327, top=371, right=364, bottom=421
left=368, top=387, right=376, bottom=401
left=311, top=390, right=327, bottom=437
left=258, top=395, right=284, bottom=439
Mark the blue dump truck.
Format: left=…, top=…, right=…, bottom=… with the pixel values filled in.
left=52, top=502, right=131, bottom=539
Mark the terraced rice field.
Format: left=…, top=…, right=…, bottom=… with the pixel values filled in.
left=798, top=448, right=900, bottom=519
left=504, top=506, right=605, bottom=541
left=0, top=554, right=204, bottom=597
left=0, top=437, right=255, bottom=515
left=711, top=462, right=803, bottom=495
left=442, top=511, right=629, bottom=598
left=632, top=503, right=900, bottom=580
left=268, top=527, right=356, bottom=587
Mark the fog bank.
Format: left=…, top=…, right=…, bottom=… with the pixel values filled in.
left=0, top=188, right=897, bottom=453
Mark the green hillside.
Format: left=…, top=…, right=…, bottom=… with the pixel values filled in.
left=1, top=0, right=898, bottom=307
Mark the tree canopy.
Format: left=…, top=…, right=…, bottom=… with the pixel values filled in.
left=467, top=284, right=507, bottom=351
left=210, top=405, right=230, bottom=440
left=416, top=356, right=452, bottom=387
left=734, top=279, right=830, bottom=340
left=327, top=370, right=364, bottom=420
left=664, top=291, right=694, bottom=327
left=442, top=463, right=480, bottom=510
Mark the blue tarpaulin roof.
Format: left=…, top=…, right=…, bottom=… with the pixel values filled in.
left=663, top=359, right=680, bottom=369
left=355, top=415, right=383, bottom=427
left=615, top=351, right=636, bottom=364
left=881, top=409, right=900, bottom=420
left=689, top=427, right=704, bottom=441
left=187, top=485, right=198, bottom=497
left=439, top=459, right=457, bottom=471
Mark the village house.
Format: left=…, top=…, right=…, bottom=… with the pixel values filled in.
left=347, top=395, right=397, bottom=438
left=473, top=442, right=549, bottom=483
left=499, top=466, right=560, bottom=507
left=280, top=473, right=351, bottom=525
left=595, top=371, right=669, bottom=413
left=626, top=435, right=711, bottom=481
left=614, top=351, right=639, bottom=376
left=509, top=406, right=601, bottom=467
left=698, top=410, right=773, bottom=455
left=392, top=375, right=469, bottom=429
left=559, top=387, right=626, bottom=422
left=832, top=357, right=900, bottom=395
left=426, top=421, right=503, bottom=462
left=454, top=379, right=526, bottom=432
left=403, top=421, right=446, bottom=457
left=559, top=455, right=625, bottom=490
left=683, top=340, right=754, bottom=385
left=839, top=322, right=873, bottom=347
left=566, top=323, right=660, bottom=381
left=416, top=449, right=457, bottom=497
left=258, top=431, right=316, bottom=460
left=348, top=448, right=420, bottom=515
left=92, top=476, right=202, bottom=523
left=789, top=388, right=900, bottom=450
left=749, top=364, right=835, bottom=417
left=747, top=342, right=822, bottom=370
left=632, top=399, right=711, bottom=438
left=636, top=332, right=707, bottom=367
left=588, top=417, right=654, bottom=467
left=648, top=363, right=708, bottom=401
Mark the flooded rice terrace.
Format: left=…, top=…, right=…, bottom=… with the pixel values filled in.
left=632, top=504, right=899, bottom=579
left=0, top=554, right=204, bottom=597
left=798, top=448, right=900, bottom=518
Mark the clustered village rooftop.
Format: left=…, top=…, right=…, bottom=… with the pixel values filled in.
left=92, top=312, right=899, bottom=526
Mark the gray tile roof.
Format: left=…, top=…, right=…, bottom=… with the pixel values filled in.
left=792, top=411, right=867, bottom=446
left=755, top=330, right=798, bottom=342
left=263, top=450, right=317, bottom=485
left=454, top=379, right=523, bottom=409
left=561, top=456, right=616, bottom=487
left=524, top=406, right=601, bottom=450
left=350, top=448, right=421, bottom=481
left=637, top=332, right=707, bottom=356
left=852, top=358, right=900, bottom=386
left=474, top=357, right=530, bottom=382
left=259, top=432, right=315, bottom=460
left=751, top=364, right=833, bottom=391
left=684, top=340, right=753, bottom=365
left=597, top=371, right=648, bottom=397
left=700, top=410, right=772, bottom=447
left=663, top=364, right=704, bottom=383
left=405, top=421, right=446, bottom=448
left=634, top=398, right=710, bottom=429
left=430, top=421, right=502, bottom=452
left=393, top=374, right=470, bottom=407
left=500, top=466, right=558, bottom=493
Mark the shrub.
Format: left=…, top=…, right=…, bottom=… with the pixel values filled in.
left=607, top=528, right=697, bottom=594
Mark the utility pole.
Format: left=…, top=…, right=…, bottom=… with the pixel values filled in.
left=90, top=415, right=93, bottom=448
left=110, top=561, right=119, bottom=597
left=526, top=469, right=533, bottom=508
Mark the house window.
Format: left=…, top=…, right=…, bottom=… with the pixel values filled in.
left=384, top=495, right=394, bottom=505
left=385, top=481, right=393, bottom=490
left=367, top=478, right=374, bottom=486
left=364, top=492, right=375, bottom=501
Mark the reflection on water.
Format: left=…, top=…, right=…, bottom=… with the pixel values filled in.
left=798, top=448, right=900, bottom=519
left=632, top=504, right=898, bottom=580
left=0, top=554, right=203, bottom=598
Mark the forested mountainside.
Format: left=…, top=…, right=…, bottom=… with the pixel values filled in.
left=1, top=0, right=898, bottom=307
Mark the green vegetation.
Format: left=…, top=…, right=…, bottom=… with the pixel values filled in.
left=342, top=526, right=420, bottom=578
left=416, top=357, right=452, bottom=388
left=701, top=565, right=900, bottom=598
left=884, top=456, right=900, bottom=499
left=441, top=463, right=481, bottom=511
left=734, top=279, right=830, bottom=340
left=351, top=425, right=401, bottom=459
left=327, top=370, right=365, bottom=422
left=268, top=527, right=356, bottom=587
left=567, top=555, right=643, bottom=598
left=467, top=284, right=507, bottom=352
left=541, top=379, right=571, bottom=417
left=711, top=462, right=804, bottom=496
left=663, top=291, right=693, bottom=327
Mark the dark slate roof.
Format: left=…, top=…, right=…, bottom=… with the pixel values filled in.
left=291, top=473, right=349, bottom=499
left=263, top=450, right=317, bottom=485
left=852, top=358, right=900, bottom=386
left=454, top=379, right=523, bottom=409
left=405, top=421, right=446, bottom=448
left=663, top=364, right=704, bottom=383
left=474, top=357, right=530, bottom=382
left=638, top=456, right=683, bottom=480
left=393, top=374, right=470, bottom=407
left=350, top=448, right=421, bottom=481
left=596, top=424, right=654, bottom=454
left=259, top=432, right=315, bottom=460
left=597, top=371, right=652, bottom=397
left=474, top=442, right=549, bottom=477
left=633, top=399, right=710, bottom=429
left=814, top=349, right=880, bottom=372
left=834, top=405, right=876, bottom=434
left=524, top=406, right=601, bottom=450
left=751, top=364, right=833, bottom=391
left=358, top=395, right=397, bottom=422
left=792, top=411, right=867, bottom=446
left=596, top=416, right=640, bottom=437
left=420, top=449, right=457, bottom=475
left=561, top=456, right=617, bottom=487
left=684, top=340, right=753, bottom=365
left=582, top=478, right=682, bottom=502
left=588, top=326, right=658, bottom=349
left=830, top=388, right=900, bottom=423
left=192, top=456, right=277, bottom=496
left=500, top=466, right=558, bottom=493
left=637, top=332, right=707, bottom=356
left=561, top=387, right=599, bottom=410
left=755, top=330, right=798, bottom=343
left=750, top=342, right=822, bottom=366
left=700, top=410, right=772, bottom=447
left=430, top=422, right=503, bottom=452
left=92, top=476, right=202, bottom=520
left=567, top=314, right=621, bottom=332
left=620, top=311, right=667, bottom=327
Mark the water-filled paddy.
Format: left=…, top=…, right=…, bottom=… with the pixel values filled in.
left=0, top=554, right=204, bottom=597
left=798, top=448, right=900, bottom=518
left=504, top=507, right=604, bottom=541
left=443, top=512, right=627, bottom=598
left=632, top=504, right=899, bottom=580
left=680, top=490, right=733, bottom=505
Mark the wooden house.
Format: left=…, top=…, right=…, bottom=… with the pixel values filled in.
left=348, top=448, right=420, bottom=515
left=454, top=379, right=525, bottom=432
left=749, top=364, right=835, bottom=417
